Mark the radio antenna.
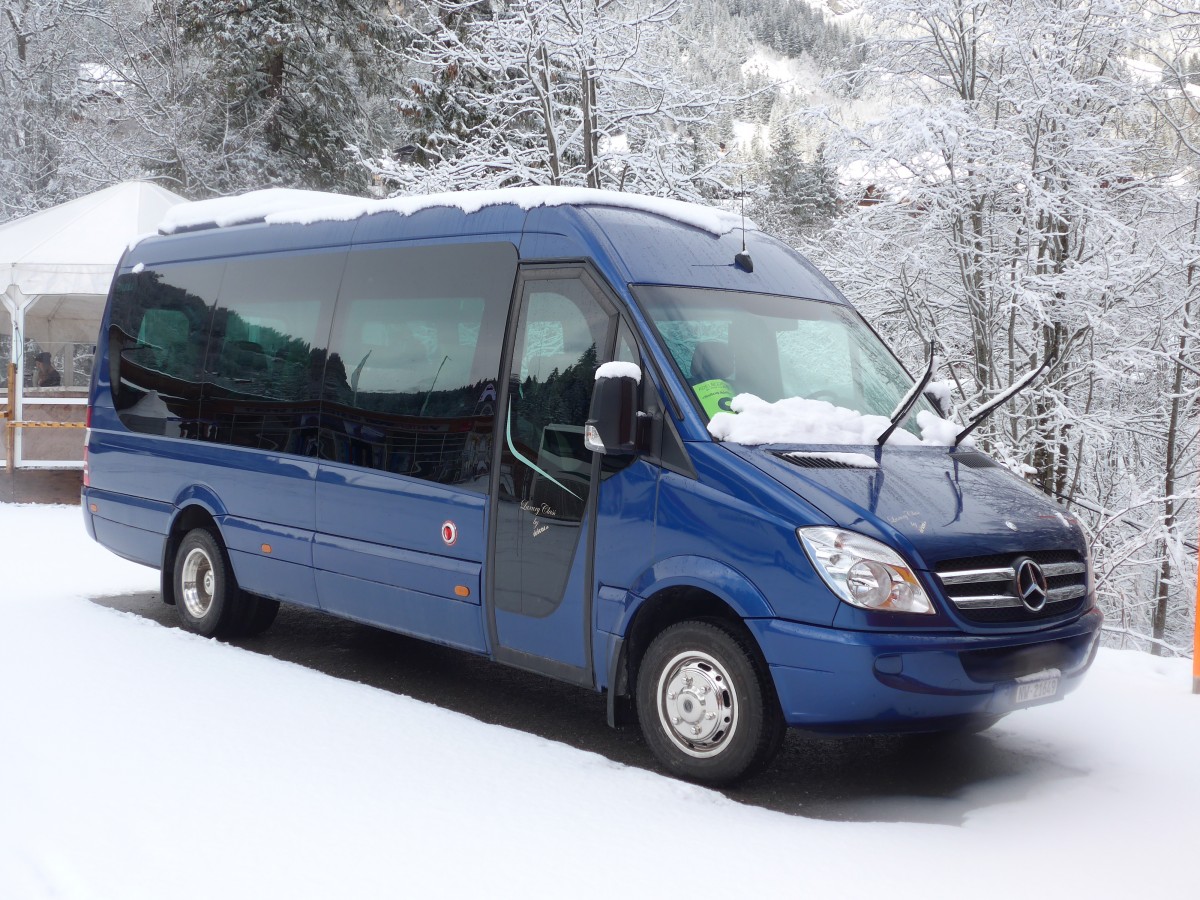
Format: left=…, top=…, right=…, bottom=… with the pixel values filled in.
left=735, top=175, right=753, bottom=272
left=740, top=176, right=747, bottom=253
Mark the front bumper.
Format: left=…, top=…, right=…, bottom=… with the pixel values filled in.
left=748, top=607, right=1103, bottom=732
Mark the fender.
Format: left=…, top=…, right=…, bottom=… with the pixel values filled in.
left=622, top=554, right=777, bottom=633
left=172, top=484, right=228, bottom=520
left=599, top=556, right=776, bottom=728
left=159, top=487, right=229, bottom=606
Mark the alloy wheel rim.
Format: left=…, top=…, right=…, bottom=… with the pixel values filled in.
left=181, top=547, right=215, bottom=619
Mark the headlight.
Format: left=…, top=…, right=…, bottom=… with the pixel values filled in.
left=798, top=526, right=935, bottom=614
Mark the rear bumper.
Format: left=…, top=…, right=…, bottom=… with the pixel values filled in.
left=748, top=607, right=1103, bottom=732
left=81, top=485, right=168, bottom=569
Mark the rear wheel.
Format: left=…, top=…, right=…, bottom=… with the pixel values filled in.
left=173, top=527, right=244, bottom=638
left=636, top=620, right=784, bottom=785
left=242, top=595, right=280, bottom=637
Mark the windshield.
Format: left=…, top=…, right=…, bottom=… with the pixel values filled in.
left=634, top=286, right=936, bottom=438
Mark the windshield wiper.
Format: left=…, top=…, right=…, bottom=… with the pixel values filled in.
left=876, top=342, right=938, bottom=446
left=953, top=354, right=1056, bottom=446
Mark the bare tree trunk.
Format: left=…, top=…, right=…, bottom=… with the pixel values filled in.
left=264, top=46, right=285, bottom=153
left=537, top=43, right=561, bottom=185
left=1151, top=201, right=1199, bottom=654
left=581, top=61, right=599, bottom=189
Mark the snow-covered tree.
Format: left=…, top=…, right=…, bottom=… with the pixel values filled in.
left=812, top=0, right=1200, bottom=652
left=368, top=0, right=743, bottom=200
left=160, top=0, right=402, bottom=193
left=0, top=0, right=108, bottom=217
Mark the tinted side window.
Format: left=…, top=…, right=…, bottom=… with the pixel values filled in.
left=109, top=263, right=222, bottom=437
left=201, top=252, right=342, bottom=455
left=321, top=242, right=516, bottom=490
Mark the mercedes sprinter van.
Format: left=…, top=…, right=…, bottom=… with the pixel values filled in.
left=83, top=187, right=1102, bottom=783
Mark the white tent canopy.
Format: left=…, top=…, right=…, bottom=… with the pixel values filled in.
left=1, top=181, right=185, bottom=305
left=1, top=181, right=187, bottom=468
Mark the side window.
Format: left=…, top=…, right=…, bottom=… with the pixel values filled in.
left=109, top=263, right=221, bottom=437
left=321, top=242, right=516, bottom=489
left=202, top=251, right=342, bottom=455
left=615, top=319, right=640, bottom=366
left=504, top=278, right=612, bottom=524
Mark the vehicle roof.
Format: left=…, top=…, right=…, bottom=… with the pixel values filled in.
left=128, top=186, right=845, bottom=304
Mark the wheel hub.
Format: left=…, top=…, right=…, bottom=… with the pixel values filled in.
left=657, top=651, right=738, bottom=757
left=181, top=547, right=215, bottom=620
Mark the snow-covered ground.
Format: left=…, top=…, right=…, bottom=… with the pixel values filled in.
left=2, top=503, right=1197, bottom=899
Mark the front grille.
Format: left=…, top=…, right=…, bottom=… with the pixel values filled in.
left=935, top=550, right=1088, bottom=624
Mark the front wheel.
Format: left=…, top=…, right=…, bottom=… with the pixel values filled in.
left=636, top=621, right=784, bottom=785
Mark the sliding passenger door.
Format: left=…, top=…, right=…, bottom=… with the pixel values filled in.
left=312, top=242, right=516, bottom=653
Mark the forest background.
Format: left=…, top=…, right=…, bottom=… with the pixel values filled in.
left=2, top=0, right=1197, bottom=656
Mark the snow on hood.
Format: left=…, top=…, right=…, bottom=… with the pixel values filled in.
left=707, top=393, right=965, bottom=447
left=783, top=450, right=879, bottom=469
left=159, top=186, right=755, bottom=238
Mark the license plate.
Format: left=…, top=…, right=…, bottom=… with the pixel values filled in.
left=1013, top=674, right=1059, bottom=705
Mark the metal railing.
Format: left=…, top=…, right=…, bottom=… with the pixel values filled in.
left=1, top=362, right=85, bottom=474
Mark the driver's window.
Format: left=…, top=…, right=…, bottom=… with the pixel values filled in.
left=505, top=279, right=611, bottom=524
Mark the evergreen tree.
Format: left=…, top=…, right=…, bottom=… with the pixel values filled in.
left=756, top=123, right=839, bottom=239
left=171, top=0, right=402, bottom=193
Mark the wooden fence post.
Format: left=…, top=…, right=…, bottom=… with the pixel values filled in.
left=4, top=362, right=15, bottom=474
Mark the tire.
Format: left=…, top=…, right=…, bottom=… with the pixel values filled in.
left=173, top=527, right=244, bottom=638
left=242, top=595, right=280, bottom=637
left=636, top=620, right=784, bottom=785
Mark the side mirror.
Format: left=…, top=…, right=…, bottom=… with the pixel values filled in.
left=585, top=364, right=640, bottom=455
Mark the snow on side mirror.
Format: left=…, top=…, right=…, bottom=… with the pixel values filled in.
left=586, top=362, right=641, bottom=455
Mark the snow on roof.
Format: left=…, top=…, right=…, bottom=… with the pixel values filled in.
left=159, top=186, right=756, bottom=239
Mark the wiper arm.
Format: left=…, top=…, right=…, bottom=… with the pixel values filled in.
left=876, top=342, right=938, bottom=446
left=953, top=354, right=1056, bottom=446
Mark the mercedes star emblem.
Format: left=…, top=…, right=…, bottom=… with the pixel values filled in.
left=1013, top=557, right=1049, bottom=612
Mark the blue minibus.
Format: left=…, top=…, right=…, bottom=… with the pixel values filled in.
left=83, top=187, right=1102, bottom=783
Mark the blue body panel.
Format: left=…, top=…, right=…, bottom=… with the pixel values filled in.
left=84, top=193, right=1102, bottom=735
left=753, top=608, right=1102, bottom=730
